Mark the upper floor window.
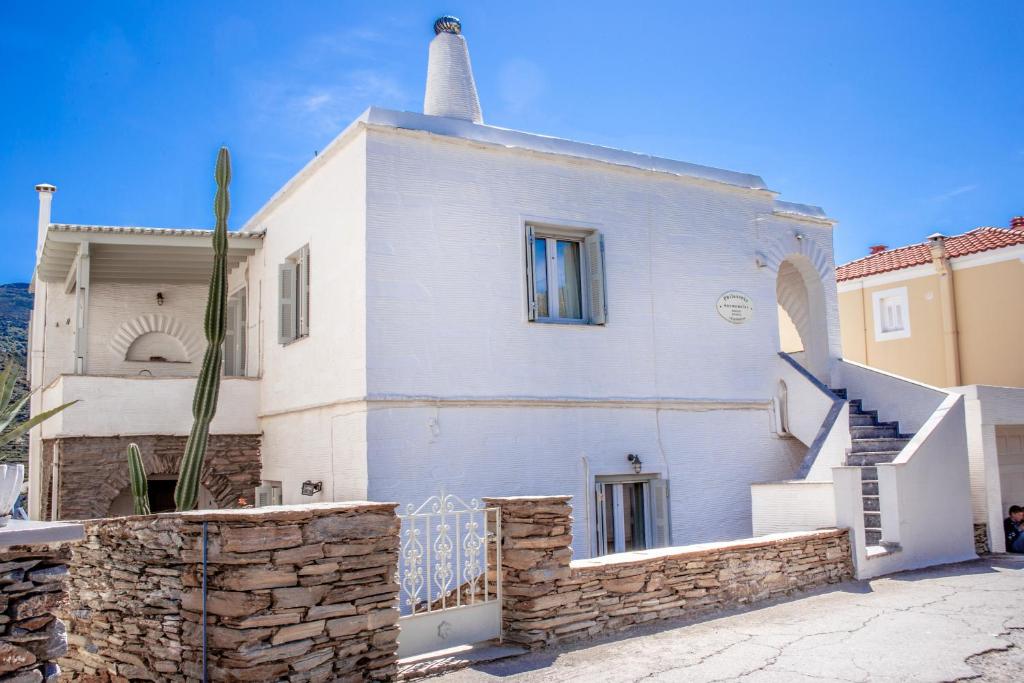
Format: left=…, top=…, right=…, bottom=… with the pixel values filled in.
left=872, top=286, right=910, bottom=341
left=526, top=225, right=606, bottom=325
left=279, top=245, right=310, bottom=344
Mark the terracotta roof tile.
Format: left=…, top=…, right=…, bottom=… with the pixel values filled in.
left=836, top=227, right=1024, bottom=281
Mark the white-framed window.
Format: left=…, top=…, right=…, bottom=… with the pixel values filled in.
left=224, top=288, right=247, bottom=376
left=526, top=224, right=606, bottom=325
left=872, top=286, right=911, bottom=341
left=278, top=245, right=310, bottom=344
left=595, top=476, right=670, bottom=555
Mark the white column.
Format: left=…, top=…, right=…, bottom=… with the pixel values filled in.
left=72, top=242, right=90, bottom=374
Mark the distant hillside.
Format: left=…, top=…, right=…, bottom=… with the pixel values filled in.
left=0, top=283, right=31, bottom=462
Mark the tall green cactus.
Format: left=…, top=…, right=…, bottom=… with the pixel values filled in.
left=126, top=443, right=151, bottom=515
left=174, top=147, right=231, bottom=512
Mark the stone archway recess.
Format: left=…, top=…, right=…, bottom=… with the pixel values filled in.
left=760, top=233, right=832, bottom=380
left=109, top=314, right=203, bottom=362
left=43, top=434, right=261, bottom=520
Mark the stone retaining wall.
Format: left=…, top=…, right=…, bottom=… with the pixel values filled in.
left=0, top=543, right=72, bottom=682
left=40, top=434, right=262, bottom=520
left=974, top=523, right=989, bottom=554
left=484, top=496, right=853, bottom=648
left=60, top=502, right=400, bottom=682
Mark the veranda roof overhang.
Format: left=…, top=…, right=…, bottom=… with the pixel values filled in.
left=35, top=224, right=263, bottom=288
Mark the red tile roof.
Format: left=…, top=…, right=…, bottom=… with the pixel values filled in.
left=836, top=227, right=1024, bottom=282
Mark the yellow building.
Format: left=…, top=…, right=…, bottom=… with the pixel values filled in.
left=834, top=218, right=1024, bottom=389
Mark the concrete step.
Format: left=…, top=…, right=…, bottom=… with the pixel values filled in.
left=865, top=528, right=883, bottom=545
left=864, top=512, right=882, bottom=528
left=848, top=398, right=862, bottom=412
left=862, top=480, right=879, bottom=495
left=849, top=413, right=879, bottom=426
left=851, top=437, right=911, bottom=454
left=848, top=451, right=902, bottom=466
left=850, top=425, right=900, bottom=439
left=863, top=495, right=880, bottom=512
left=832, top=388, right=848, bottom=399
left=861, top=466, right=878, bottom=481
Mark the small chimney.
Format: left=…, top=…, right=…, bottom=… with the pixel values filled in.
left=423, top=16, right=483, bottom=123
left=869, top=244, right=887, bottom=255
left=1011, top=216, right=1024, bottom=231
left=35, top=183, right=56, bottom=263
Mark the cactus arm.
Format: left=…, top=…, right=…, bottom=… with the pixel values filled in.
left=174, top=147, right=231, bottom=512
left=127, top=443, right=151, bottom=516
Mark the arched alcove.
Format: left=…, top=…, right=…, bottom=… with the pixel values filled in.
left=109, top=314, right=203, bottom=363
left=125, top=331, right=190, bottom=363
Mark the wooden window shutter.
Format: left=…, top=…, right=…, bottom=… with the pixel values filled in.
left=650, top=478, right=671, bottom=548
left=297, top=246, right=310, bottom=337
left=585, top=232, right=607, bottom=324
left=278, top=262, right=296, bottom=343
left=224, top=298, right=237, bottom=374
left=525, top=225, right=537, bottom=321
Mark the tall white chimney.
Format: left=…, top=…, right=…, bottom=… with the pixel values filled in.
left=424, top=16, right=483, bottom=123
left=35, top=183, right=56, bottom=263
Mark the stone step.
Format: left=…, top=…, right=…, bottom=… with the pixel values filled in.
left=861, top=466, right=878, bottom=481
left=851, top=437, right=911, bottom=454
left=849, top=413, right=878, bottom=426
left=848, top=451, right=902, bottom=466
left=848, top=398, right=862, bottom=411
left=862, top=480, right=879, bottom=495
left=865, top=528, right=883, bottom=545
left=850, top=424, right=900, bottom=439
left=863, top=495, right=880, bottom=512
left=864, top=512, right=881, bottom=528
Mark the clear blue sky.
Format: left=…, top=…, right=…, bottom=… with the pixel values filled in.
left=2, top=1, right=1021, bottom=283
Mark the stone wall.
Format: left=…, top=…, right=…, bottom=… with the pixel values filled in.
left=974, top=523, right=989, bottom=555
left=60, top=502, right=400, bottom=682
left=484, top=496, right=853, bottom=648
left=0, top=543, right=72, bottom=682
left=40, top=434, right=261, bottom=520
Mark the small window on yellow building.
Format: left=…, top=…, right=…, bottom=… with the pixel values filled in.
left=872, top=287, right=911, bottom=341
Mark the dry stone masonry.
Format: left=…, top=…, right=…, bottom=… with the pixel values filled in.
left=485, top=496, right=853, bottom=648
left=60, top=502, right=400, bottom=682
left=0, top=543, right=73, bottom=682
left=39, top=434, right=261, bottom=520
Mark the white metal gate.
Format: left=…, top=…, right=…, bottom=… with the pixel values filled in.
left=396, top=492, right=502, bottom=658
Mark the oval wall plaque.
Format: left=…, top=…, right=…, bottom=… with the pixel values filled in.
left=716, top=291, right=754, bottom=324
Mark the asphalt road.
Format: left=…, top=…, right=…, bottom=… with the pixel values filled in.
left=438, top=555, right=1024, bottom=682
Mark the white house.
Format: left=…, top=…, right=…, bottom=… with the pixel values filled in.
left=27, top=17, right=976, bottom=573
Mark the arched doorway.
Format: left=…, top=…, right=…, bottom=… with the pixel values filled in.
left=108, top=474, right=216, bottom=516
left=775, top=254, right=830, bottom=380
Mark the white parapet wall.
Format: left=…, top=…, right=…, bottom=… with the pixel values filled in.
left=39, top=374, right=261, bottom=438
left=751, top=481, right=837, bottom=535
left=835, top=361, right=975, bottom=579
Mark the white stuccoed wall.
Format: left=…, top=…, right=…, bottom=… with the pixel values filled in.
left=952, top=385, right=1024, bottom=553
left=352, top=125, right=823, bottom=553
left=86, top=282, right=207, bottom=377
left=248, top=129, right=368, bottom=504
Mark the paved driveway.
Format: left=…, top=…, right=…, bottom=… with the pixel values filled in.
left=438, top=556, right=1024, bottom=682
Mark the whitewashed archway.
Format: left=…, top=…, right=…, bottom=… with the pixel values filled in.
left=108, top=314, right=203, bottom=362
left=760, top=233, right=833, bottom=380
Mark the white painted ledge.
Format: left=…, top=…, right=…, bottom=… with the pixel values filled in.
left=0, top=519, right=84, bottom=546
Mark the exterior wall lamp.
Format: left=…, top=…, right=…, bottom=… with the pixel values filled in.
left=627, top=453, right=642, bottom=474
left=156, top=292, right=165, bottom=306
left=301, top=480, right=323, bottom=496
